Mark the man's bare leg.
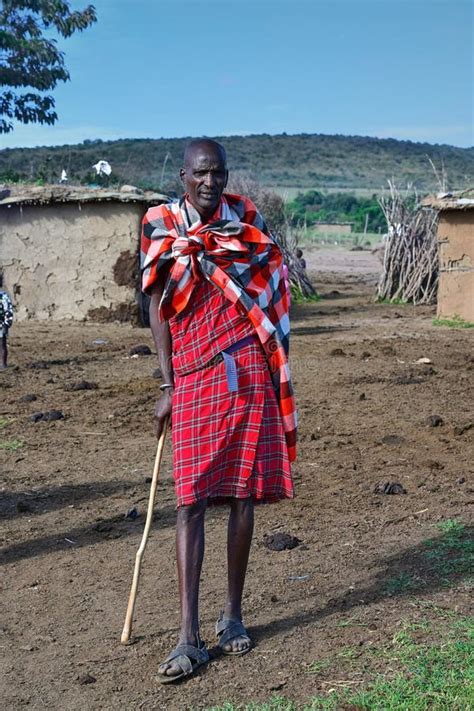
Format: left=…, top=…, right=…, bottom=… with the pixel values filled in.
left=159, top=498, right=207, bottom=677
left=222, top=497, right=254, bottom=653
left=0, top=335, right=7, bottom=369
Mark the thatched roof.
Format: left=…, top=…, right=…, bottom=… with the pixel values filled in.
left=0, top=184, right=169, bottom=208
left=422, top=188, right=474, bottom=211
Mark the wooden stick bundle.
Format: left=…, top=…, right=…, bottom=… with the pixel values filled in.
left=376, top=182, right=438, bottom=304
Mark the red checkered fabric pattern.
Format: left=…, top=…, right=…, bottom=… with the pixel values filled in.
left=172, top=338, right=294, bottom=507
left=141, top=193, right=297, bottom=461
left=169, top=280, right=254, bottom=376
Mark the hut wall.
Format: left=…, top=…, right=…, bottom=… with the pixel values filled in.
left=437, top=211, right=474, bottom=322
left=0, top=201, right=145, bottom=321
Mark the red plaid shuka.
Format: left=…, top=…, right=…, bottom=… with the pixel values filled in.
left=168, top=281, right=293, bottom=506
left=141, top=193, right=297, bottom=462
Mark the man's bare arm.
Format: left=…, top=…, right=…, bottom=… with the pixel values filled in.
left=149, top=283, right=173, bottom=437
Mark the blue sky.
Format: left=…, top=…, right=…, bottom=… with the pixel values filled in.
left=1, top=0, right=473, bottom=148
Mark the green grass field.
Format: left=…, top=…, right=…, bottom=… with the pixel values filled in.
left=272, top=186, right=388, bottom=200
left=205, top=613, right=473, bottom=711
left=203, top=520, right=474, bottom=711
left=298, top=229, right=381, bottom=249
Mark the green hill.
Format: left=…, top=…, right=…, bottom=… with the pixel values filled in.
left=0, top=133, right=472, bottom=193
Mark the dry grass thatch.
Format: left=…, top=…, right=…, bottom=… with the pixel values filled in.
left=0, top=183, right=167, bottom=207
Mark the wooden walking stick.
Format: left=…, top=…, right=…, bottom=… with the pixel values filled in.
left=121, top=418, right=169, bottom=645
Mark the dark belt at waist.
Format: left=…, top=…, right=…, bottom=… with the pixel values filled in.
left=217, top=334, right=256, bottom=358
left=176, top=334, right=258, bottom=388
left=211, top=334, right=257, bottom=392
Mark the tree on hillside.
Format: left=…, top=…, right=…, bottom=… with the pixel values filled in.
left=0, top=0, right=96, bottom=133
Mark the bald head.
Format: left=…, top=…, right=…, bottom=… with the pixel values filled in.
left=180, top=139, right=228, bottom=221
left=183, top=139, right=227, bottom=168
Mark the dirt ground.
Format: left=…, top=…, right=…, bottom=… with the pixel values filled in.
left=1, top=249, right=473, bottom=710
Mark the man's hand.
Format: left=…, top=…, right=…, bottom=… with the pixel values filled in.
left=155, top=390, right=172, bottom=438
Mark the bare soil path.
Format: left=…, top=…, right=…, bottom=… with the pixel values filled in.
left=1, top=249, right=472, bottom=709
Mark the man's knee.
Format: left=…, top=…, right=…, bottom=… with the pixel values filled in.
left=177, top=498, right=207, bottom=524
left=230, top=497, right=254, bottom=516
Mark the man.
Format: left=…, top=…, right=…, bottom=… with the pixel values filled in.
left=0, top=277, right=14, bottom=370
left=140, top=139, right=296, bottom=683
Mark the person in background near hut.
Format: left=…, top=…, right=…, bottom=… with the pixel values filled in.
left=0, top=277, right=14, bottom=370
left=295, top=248, right=307, bottom=272
left=141, top=139, right=297, bottom=683
left=282, top=261, right=291, bottom=306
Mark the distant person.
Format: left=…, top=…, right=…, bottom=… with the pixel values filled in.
left=282, top=262, right=291, bottom=306
left=295, top=248, right=307, bottom=272
left=0, top=278, right=14, bottom=370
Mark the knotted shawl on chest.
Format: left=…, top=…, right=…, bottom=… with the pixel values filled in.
left=141, top=193, right=297, bottom=461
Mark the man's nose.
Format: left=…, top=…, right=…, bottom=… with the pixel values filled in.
left=204, top=172, right=215, bottom=187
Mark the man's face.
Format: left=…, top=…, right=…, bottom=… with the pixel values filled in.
left=180, top=146, right=228, bottom=218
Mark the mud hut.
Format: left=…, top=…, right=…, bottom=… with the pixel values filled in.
left=0, top=185, right=168, bottom=323
left=422, top=189, right=474, bottom=323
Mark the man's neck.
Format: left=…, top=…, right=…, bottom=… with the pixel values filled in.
left=185, top=196, right=221, bottom=225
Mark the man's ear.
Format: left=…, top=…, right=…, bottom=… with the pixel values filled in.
left=224, top=169, right=229, bottom=189
left=179, top=168, right=186, bottom=185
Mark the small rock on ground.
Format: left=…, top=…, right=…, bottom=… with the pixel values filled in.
left=129, top=345, right=152, bottom=356
left=29, top=410, right=65, bottom=423
left=78, top=674, right=96, bottom=685
left=263, top=532, right=301, bottom=551
left=64, top=380, right=98, bottom=391
left=427, top=414, right=444, bottom=427
left=373, top=481, right=407, bottom=495
left=28, top=361, right=49, bottom=370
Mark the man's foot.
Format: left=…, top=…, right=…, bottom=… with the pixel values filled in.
left=157, top=636, right=209, bottom=683
left=216, top=612, right=252, bottom=656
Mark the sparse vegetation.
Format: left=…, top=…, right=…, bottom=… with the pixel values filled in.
left=384, top=572, right=417, bottom=595
left=424, top=520, right=473, bottom=578
left=287, top=191, right=387, bottom=233
left=433, top=315, right=474, bottom=329
left=0, top=439, right=23, bottom=451
left=300, top=228, right=380, bottom=248
left=1, top=133, right=472, bottom=191
left=204, top=520, right=473, bottom=710
left=290, top=288, right=320, bottom=304
left=205, top=613, right=474, bottom=711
